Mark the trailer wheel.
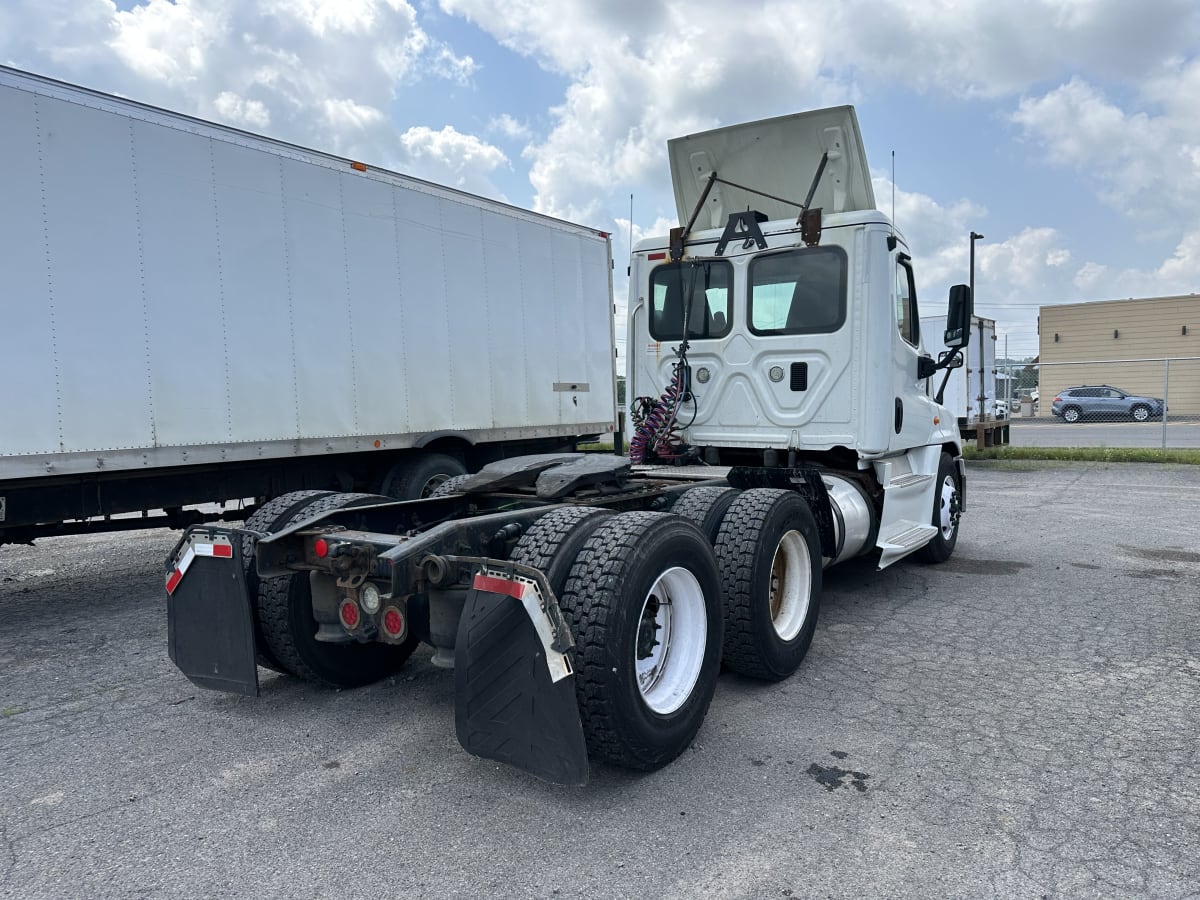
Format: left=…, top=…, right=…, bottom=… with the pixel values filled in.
left=378, top=453, right=468, bottom=500
left=241, top=490, right=336, bottom=672
left=508, top=506, right=615, bottom=592
left=257, top=492, right=419, bottom=688
left=915, top=453, right=961, bottom=564
left=560, top=512, right=722, bottom=771
left=669, top=486, right=740, bottom=544
left=715, top=489, right=822, bottom=682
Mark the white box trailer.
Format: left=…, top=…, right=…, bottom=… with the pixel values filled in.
left=921, top=314, right=999, bottom=425
left=0, top=66, right=616, bottom=543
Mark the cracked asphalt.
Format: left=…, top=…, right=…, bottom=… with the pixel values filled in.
left=2, top=462, right=1198, bottom=899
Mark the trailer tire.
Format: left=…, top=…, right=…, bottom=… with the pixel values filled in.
left=508, top=506, right=616, bottom=592
left=560, top=512, right=722, bottom=771
left=241, top=490, right=336, bottom=672
left=378, top=453, right=468, bottom=500
left=670, top=486, right=740, bottom=544
left=915, top=453, right=961, bottom=564
left=257, top=492, right=419, bottom=688
left=715, top=489, right=822, bottom=682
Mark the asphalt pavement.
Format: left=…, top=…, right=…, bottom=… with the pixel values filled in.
left=2, top=462, right=1198, bottom=899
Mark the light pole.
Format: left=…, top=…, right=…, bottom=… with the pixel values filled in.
left=969, top=230, right=984, bottom=304
left=969, top=231, right=985, bottom=420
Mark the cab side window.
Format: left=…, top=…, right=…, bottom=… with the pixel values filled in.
left=896, top=258, right=919, bottom=347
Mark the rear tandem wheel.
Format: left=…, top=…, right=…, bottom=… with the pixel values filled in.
left=714, top=489, right=822, bottom=682
left=557, top=511, right=723, bottom=771
left=255, top=492, right=420, bottom=688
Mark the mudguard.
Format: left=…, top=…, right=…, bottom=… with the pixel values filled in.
left=454, top=569, right=588, bottom=786
left=165, top=527, right=260, bottom=697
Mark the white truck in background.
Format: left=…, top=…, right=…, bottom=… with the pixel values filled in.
left=166, top=106, right=975, bottom=785
left=922, top=314, right=1001, bottom=424
left=0, top=66, right=616, bottom=545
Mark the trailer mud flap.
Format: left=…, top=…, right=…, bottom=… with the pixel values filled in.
left=454, top=573, right=588, bottom=786
left=165, top=528, right=260, bottom=697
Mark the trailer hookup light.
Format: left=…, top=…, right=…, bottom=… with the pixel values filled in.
left=339, top=599, right=361, bottom=630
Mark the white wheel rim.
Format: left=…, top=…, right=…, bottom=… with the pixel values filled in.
left=768, top=531, right=812, bottom=641
left=635, top=566, right=707, bottom=715
left=937, top=474, right=958, bottom=539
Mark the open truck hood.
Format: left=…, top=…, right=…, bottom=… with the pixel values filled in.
left=668, top=106, right=875, bottom=230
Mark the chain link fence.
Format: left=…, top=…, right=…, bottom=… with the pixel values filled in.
left=998, top=356, right=1200, bottom=449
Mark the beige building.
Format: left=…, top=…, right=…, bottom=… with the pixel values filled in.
left=1039, top=295, right=1200, bottom=415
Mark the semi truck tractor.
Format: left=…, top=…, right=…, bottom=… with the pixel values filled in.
left=165, top=106, right=973, bottom=785
left=0, top=66, right=615, bottom=546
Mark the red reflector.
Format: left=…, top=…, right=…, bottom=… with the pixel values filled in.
left=339, top=600, right=360, bottom=629
left=473, top=573, right=525, bottom=599
left=212, top=543, right=233, bottom=558
left=382, top=607, right=404, bottom=637
left=165, top=569, right=183, bottom=595
left=314, top=538, right=329, bottom=558
left=647, top=252, right=666, bottom=260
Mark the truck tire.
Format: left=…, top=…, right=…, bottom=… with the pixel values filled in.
left=915, top=453, right=961, bottom=564
left=559, top=512, right=722, bottom=771
left=257, top=492, right=419, bottom=688
left=508, top=506, right=615, bottom=592
left=241, top=490, right=336, bottom=672
left=378, top=453, right=468, bottom=500
left=669, top=486, right=740, bottom=544
left=715, top=489, right=822, bottom=681
left=428, top=474, right=473, bottom=499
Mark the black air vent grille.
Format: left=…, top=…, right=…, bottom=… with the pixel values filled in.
left=790, top=362, right=808, bottom=392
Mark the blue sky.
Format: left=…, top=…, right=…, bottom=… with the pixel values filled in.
left=4, top=0, right=1199, bottom=360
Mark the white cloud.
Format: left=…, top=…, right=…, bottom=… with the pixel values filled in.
left=213, top=90, right=270, bottom=129
left=399, top=125, right=509, bottom=195
left=490, top=113, right=531, bottom=141
left=1, top=0, right=478, bottom=169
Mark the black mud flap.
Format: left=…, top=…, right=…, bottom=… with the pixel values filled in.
left=454, top=581, right=588, bottom=786
left=165, top=528, right=260, bottom=697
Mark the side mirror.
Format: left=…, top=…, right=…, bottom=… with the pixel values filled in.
left=942, top=284, right=973, bottom=349
left=939, top=349, right=964, bottom=370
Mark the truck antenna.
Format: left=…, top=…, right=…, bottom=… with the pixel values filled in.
left=891, top=150, right=896, bottom=237
left=629, top=192, right=634, bottom=258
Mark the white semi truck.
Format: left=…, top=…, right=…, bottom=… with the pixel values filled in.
left=165, top=107, right=974, bottom=785
left=0, top=66, right=616, bottom=546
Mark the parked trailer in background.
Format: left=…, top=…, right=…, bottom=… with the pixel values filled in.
left=0, top=66, right=616, bottom=545
left=921, top=314, right=1000, bottom=424
left=167, top=106, right=974, bottom=785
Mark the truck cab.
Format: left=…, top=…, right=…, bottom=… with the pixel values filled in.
left=627, top=107, right=969, bottom=567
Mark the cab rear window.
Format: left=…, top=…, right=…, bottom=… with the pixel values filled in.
left=748, top=246, right=846, bottom=335
left=649, top=261, right=733, bottom=340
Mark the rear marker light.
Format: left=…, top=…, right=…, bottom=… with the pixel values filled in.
left=382, top=607, right=405, bottom=638
left=339, top=600, right=361, bottom=630
left=314, top=538, right=329, bottom=558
